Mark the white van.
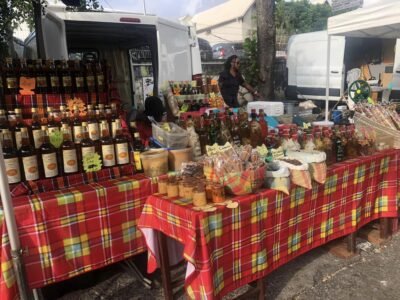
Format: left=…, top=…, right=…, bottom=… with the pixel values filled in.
left=286, top=30, right=400, bottom=101
left=24, top=6, right=202, bottom=111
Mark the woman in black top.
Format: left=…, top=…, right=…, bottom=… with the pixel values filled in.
left=218, top=55, right=259, bottom=108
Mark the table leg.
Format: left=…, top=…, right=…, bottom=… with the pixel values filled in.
left=157, top=231, right=174, bottom=300
left=257, top=278, right=265, bottom=300
left=379, top=218, right=391, bottom=240
left=346, top=232, right=357, bottom=254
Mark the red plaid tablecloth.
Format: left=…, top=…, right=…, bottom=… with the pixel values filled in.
left=0, top=172, right=155, bottom=300
left=138, top=150, right=400, bottom=300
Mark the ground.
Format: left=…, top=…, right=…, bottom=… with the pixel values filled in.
left=46, top=226, right=400, bottom=300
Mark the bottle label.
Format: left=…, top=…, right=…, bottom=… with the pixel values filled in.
left=82, top=146, right=95, bottom=159
left=111, top=121, right=117, bottom=138
left=48, top=127, right=60, bottom=134
left=86, top=76, right=95, bottom=87
left=88, top=123, right=99, bottom=140
left=116, top=143, right=129, bottom=165
left=6, top=77, right=17, bottom=89
left=97, top=75, right=104, bottom=86
left=15, top=131, right=22, bottom=149
left=50, top=76, right=59, bottom=87
left=62, top=76, right=72, bottom=87
left=36, top=76, right=47, bottom=87
left=5, top=157, right=21, bottom=184
left=42, top=153, right=58, bottom=178
left=75, top=76, right=84, bottom=88
left=22, top=155, right=39, bottom=181
left=133, top=151, right=142, bottom=171
left=63, top=149, right=78, bottom=173
left=73, top=126, right=83, bottom=143
left=33, top=129, right=43, bottom=149
left=101, top=144, right=116, bottom=167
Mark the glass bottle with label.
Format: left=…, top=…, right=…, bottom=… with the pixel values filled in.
left=46, top=107, right=60, bottom=134
left=5, top=58, right=18, bottom=95
left=249, top=109, right=263, bottom=148
left=230, top=113, right=241, bottom=147
left=19, top=128, right=40, bottom=181
left=30, top=107, right=43, bottom=149
left=132, top=132, right=144, bottom=172
left=110, top=103, right=119, bottom=138
left=85, top=63, right=96, bottom=93
left=239, top=111, right=250, bottom=145
left=86, top=104, right=100, bottom=142
left=40, top=126, right=59, bottom=178
left=129, top=121, right=137, bottom=140
left=80, top=122, right=96, bottom=171
left=197, top=114, right=209, bottom=155
left=48, top=59, right=60, bottom=94
left=96, top=104, right=107, bottom=124
left=114, top=119, right=130, bottom=165
left=35, top=59, right=48, bottom=94
left=61, top=124, right=78, bottom=175
left=0, top=109, right=9, bottom=139
left=14, top=108, right=27, bottom=150
left=100, top=120, right=116, bottom=168
left=218, top=116, right=232, bottom=145
left=73, top=60, right=85, bottom=93
left=2, top=129, right=21, bottom=184
left=60, top=60, right=72, bottom=95
left=72, top=105, right=83, bottom=144
left=19, top=58, right=31, bottom=85
left=59, top=105, right=72, bottom=137
left=258, top=109, right=269, bottom=141
left=95, top=62, right=105, bottom=93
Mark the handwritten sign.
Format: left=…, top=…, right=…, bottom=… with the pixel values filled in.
left=49, top=131, right=63, bottom=148
left=83, top=153, right=102, bottom=173
left=271, top=147, right=285, bottom=160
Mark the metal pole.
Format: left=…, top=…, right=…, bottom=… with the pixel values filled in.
left=143, top=0, right=147, bottom=15
left=325, top=33, right=331, bottom=121
left=0, top=142, right=30, bottom=299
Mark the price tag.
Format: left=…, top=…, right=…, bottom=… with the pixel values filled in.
left=83, top=153, right=102, bottom=173
left=218, top=142, right=233, bottom=153
left=271, top=147, right=285, bottom=160
left=49, top=131, right=64, bottom=148
left=256, top=144, right=269, bottom=157
left=206, top=143, right=220, bottom=156
left=19, top=77, right=35, bottom=95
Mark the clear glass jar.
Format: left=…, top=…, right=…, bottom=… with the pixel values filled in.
left=212, top=184, right=225, bottom=203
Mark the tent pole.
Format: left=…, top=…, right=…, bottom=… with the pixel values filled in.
left=0, top=142, right=30, bottom=299
left=325, top=33, right=331, bottom=121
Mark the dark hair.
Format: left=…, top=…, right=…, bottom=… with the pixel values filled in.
left=224, top=55, right=238, bottom=71
left=144, top=96, right=165, bottom=122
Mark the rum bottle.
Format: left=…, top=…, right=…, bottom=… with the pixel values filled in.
left=132, top=132, right=144, bottom=172
left=19, top=128, right=40, bottom=181
left=60, top=60, right=72, bottom=95
left=86, top=104, right=100, bottom=141
left=114, top=119, right=130, bottom=165
left=249, top=109, right=263, bottom=148
left=230, top=113, right=241, bottom=147
left=61, top=124, right=78, bottom=175
left=72, top=105, right=83, bottom=144
left=4, top=58, right=18, bottom=95
left=2, top=129, right=21, bottom=184
left=258, top=109, right=268, bottom=141
left=40, top=126, right=59, bottom=178
left=80, top=122, right=96, bottom=170
left=110, top=102, right=119, bottom=138
left=73, top=60, right=85, bottom=93
left=100, top=120, right=116, bottom=168
left=85, top=63, right=96, bottom=93
left=14, top=108, right=27, bottom=150
left=47, top=107, right=60, bottom=134
left=35, top=59, right=48, bottom=94
left=95, top=62, right=105, bottom=93
left=239, top=111, right=250, bottom=145
left=48, top=59, right=60, bottom=94
left=30, top=107, right=43, bottom=149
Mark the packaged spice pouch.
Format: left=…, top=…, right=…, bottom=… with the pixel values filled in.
left=238, top=144, right=253, bottom=162
left=286, top=150, right=327, bottom=184
left=265, top=164, right=291, bottom=195
left=309, top=162, right=327, bottom=184
left=277, top=158, right=312, bottom=190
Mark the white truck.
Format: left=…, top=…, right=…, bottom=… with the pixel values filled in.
left=286, top=30, right=400, bottom=101
left=24, top=6, right=202, bottom=111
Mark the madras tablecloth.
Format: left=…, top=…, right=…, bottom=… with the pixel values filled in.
left=0, top=173, right=154, bottom=300
left=138, top=150, right=400, bottom=300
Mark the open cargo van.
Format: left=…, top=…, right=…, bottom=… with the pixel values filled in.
left=286, top=30, right=400, bottom=101
left=24, top=6, right=202, bottom=111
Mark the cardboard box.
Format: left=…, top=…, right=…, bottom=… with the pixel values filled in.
left=380, top=72, right=393, bottom=88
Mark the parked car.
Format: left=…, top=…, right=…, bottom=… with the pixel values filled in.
left=212, top=43, right=244, bottom=60
left=198, top=38, right=213, bottom=61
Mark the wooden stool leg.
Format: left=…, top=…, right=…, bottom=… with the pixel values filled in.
left=257, top=278, right=265, bottom=300
left=380, top=218, right=391, bottom=240
left=347, top=232, right=357, bottom=254
left=157, top=231, right=174, bottom=300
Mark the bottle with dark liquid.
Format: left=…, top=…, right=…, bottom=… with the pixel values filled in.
left=129, top=121, right=137, bottom=139
left=95, top=62, right=105, bottom=93
left=197, top=114, right=209, bottom=155
left=86, top=104, right=100, bottom=142
left=114, top=119, right=130, bottom=165
left=72, top=105, right=83, bottom=144
left=258, top=109, right=268, bottom=141
left=85, top=63, right=96, bottom=93
left=0, top=109, right=9, bottom=138
left=61, top=124, right=78, bottom=175
left=19, top=128, right=40, bottom=181
left=48, top=59, right=60, bottom=94
left=40, top=126, right=59, bottom=178
left=60, top=105, right=72, bottom=137
left=80, top=122, right=96, bottom=171
left=110, top=103, right=119, bottom=138
left=60, top=60, right=72, bottom=95
left=230, top=113, right=241, bottom=147
left=14, top=108, right=27, bottom=150
left=249, top=109, right=263, bottom=148
left=239, top=111, right=250, bottom=145
left=35, top=59, right=48, bottom=94
left=30, top=107, right=43, bottom=149
left=47, top=107, right=60, bottom=134
left=100, top=120, right=116, bottom=168
left=2, top=129, right=21, bottom=184
left=132, top=132, right=144, bottom=172
left=73, top=60, right=85, bottom=93
left=4, top=58, right=19, bottom=95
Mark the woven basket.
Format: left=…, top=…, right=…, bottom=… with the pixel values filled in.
left=222, top=165, right=266, bottom=196
left=354, top=112, right=400, bottom=149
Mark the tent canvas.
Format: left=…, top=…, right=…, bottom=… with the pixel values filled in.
left=324, top=0, right=400, bottom=120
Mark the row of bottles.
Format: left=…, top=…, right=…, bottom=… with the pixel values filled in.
left=0, top=58, right=109, bottom=96
left=2, top=119, right=144, bottom=184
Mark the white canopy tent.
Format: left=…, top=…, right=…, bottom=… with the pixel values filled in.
left=324, top=0, right=400, bottom=120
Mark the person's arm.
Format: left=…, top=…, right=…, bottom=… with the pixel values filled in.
left=242, top=82, right=259, bottom=98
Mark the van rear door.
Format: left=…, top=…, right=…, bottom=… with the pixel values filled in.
left=41, top=11, right=68, bottom=59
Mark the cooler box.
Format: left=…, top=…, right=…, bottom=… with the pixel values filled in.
left=247, top=101, right=284, bottom=116
left=152, top=122, right=189, bottom=149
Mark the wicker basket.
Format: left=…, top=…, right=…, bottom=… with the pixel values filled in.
left=354, top=112, right=400, bottom=149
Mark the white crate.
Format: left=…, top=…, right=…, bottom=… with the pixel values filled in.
left=247, top=101, right=284, bottom=116
left=152, top=123, right=189, bottom=149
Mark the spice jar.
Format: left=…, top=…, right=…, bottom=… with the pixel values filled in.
left=178, top=180, right=185, bottom=198
left=193, top=184, right=207, bottom=207
left=158, top=177, right=168, bottom=195
left=212, top=183, right=225, bottom=203
left=167, top=181, right=178, bottom=198
left=183, top=182, right=194, bottom=200
left=205, top=180, right=213, bottom=201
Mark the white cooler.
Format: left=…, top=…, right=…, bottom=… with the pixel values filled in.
left=247, top=101, right=284, bottom=116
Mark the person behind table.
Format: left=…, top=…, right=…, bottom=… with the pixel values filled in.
left=135, top=96, right=166, bottom=146
left=218, top=55, right=259, bottom=108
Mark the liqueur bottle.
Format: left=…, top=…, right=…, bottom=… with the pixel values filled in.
left=30, top=107, right=43, bottom=149
left=61, top=124, right=78, bottom=175
left=85, top=63, right=96, bottom=93
left=80, top=122, right=96, bottom=171
left=40, top=126, right=59, bottom=178
left=114, top=119, right=130, bottom=165
left=239, top=111, right=250, bottom=145
left=95, top=61, right=105, bottom=93
left=72, top=105, right=83, bottom=144
left=35, top=59, right=48, bottom=94
left=230, top=113, right=241, bottom=147
left=197, top=114, right=209, bottom=155
left=110, top=102, right=119, bottom=138
left=132, top=132, right=144, bottom=172
left=60, top=105, right=72, bottom=137
left=47, top=107, right=60, bottom=134
left=258, top=109, right=268, bottom=141
left=5, top=58, right=19, bottom=95
left=99, top=120, right=116, bottom=168
left=48, top=59, right=60, bottom=94
left=86, top=104, right=100, bottom=142
left=249, top=109, right=263, bottom=148
left=19, top=128, right=40, bottom=181
left=2, top=129, right=21, bottom=184
left=73, top=60, right=85, bottom=93
left=60, top=60, right=72, bottom=95
left=14, top=108, right=27, bottom=150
